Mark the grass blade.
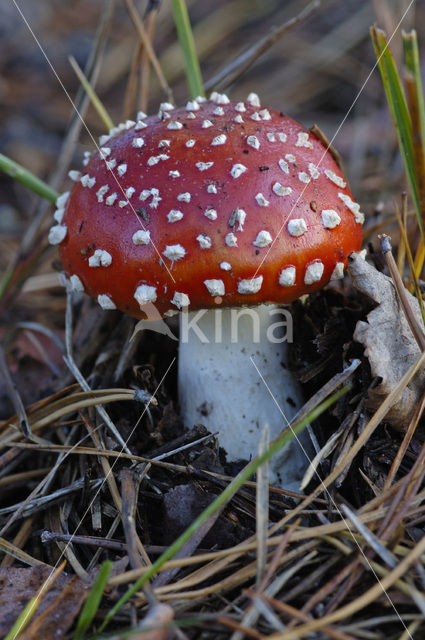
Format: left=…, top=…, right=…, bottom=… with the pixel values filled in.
left=403, top=30, right=425, bottom=146
left=4, top=596, right=39, bottom=640
left=402, top=30, right=425, bottom=276
left=370, top=27, right=422, bottom=234
left=0, top=153, right=59, bottom=204
left=171, top=0, right=204, bottom=98
left=73, top=560, right=113, bottom=640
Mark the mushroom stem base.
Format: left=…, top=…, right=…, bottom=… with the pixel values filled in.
left=178, top=304, right=312, bottom=490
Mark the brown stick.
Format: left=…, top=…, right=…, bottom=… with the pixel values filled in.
left=380, top=234, right=425, bottom=350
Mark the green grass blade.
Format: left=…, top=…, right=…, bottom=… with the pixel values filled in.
left=96, top=383, right=351, bottom=636
left=370, top=27, right=423, bottom=234
left=403, top=30, right=425, bottom=145
left=74, top=561, right=113, bottom=640
left=4, top=596, right=39, bottom=640
left=171, top=0, right=204, bottom=98
left=402, top=29, right=425, bottom=273
left=0, top=153, right=59, bottom=204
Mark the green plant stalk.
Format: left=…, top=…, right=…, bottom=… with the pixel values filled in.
left=0, top=153, right=59, bottom=204
left=370, top=27, right=423, bottom=236
left=404, top=73, right=425, bottom=215
left=96, top=383, right=351, bottom=636
left=403, top=30, right=425, bottom=147
left=403, top=31, right=425, bottom=213
left=74, top=561, right=113, bottom=640
left=402, top=30, right=425, bottom=278
left=171, top=0, right=204, bottom=98
left=4, top=596, right=39, bottom=640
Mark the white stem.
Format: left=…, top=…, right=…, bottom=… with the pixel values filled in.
left=178, top=304, right=312, bottom=490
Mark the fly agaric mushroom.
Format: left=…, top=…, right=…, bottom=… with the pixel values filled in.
left=51, top=93, right=363, bottom=488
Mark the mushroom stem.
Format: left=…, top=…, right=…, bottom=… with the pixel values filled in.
left=178, top=304, right=312, bottom=489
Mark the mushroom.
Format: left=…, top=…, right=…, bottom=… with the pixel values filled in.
left=52, top=93, right=363, bottom=489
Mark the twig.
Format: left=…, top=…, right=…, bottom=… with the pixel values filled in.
left=48, top=506, right=89, bottom=581
left=384, top=389, right=425, bottom=488
left=123, top=41, right=144, bottom=120
left=378, top=437, right=425, bottom=543
left=230, top=519, right=301, bottom=640
left=125, top=0, right=173, bottom=102
left=248, top=596, right=286, bottom=632
left=69, top=55, right=114, bottom=131
left=139, top=7, right=158, bottom=112
left=288, top=359, right=360, bottom=430
left=41, top=530, right=127, bottom=552
left=0, top=478, right=102, bottom=519
left=217, top=617, right=262, bottom=639
left=0, top=468, right=51, bottom=488
left=256, top=425, right=269, bottom=588
left=380, top=233, right=425, bottom=350
left=341, top=504, right=397, bottom=568
left=246, top=592, right=355, bottom=640
left=0, top=344, right=31, bottom=439
left=205, top=0, right=320, bottom=91
left=87, top=513, right=121, bottom=571
left=120, top=467, right=159, bottom=608
left=9, top=433, right=215, bottom=471
left=120, top=468, right=149, bottom=570
left=0, top=532, right=47, bottom=568
left=64, top=285, right=132, bottom=454
left=81, top=413, right=124, bottom=519
left=41, top=532, right=186, bottom=558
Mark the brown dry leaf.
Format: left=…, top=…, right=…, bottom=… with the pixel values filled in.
left=0, top=564, right=93, bottom=639
left=0, top=558, right=128, bottom=639
left=348, top=252, right=425, bottom=430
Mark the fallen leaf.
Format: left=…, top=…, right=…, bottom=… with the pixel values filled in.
left=0, top=564, right=92, bottom=639
left=0, top=558, right=128, bottom=639
left=348, top=252, right=425, bottom=430
left=161, top=483, right=243, bottom=549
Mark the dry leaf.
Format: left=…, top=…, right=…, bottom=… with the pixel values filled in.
left=0, top=559, right=128, bottom=639
left=0, top=564, right=93, bottom=639
left=348, top=252, right=425, bottom=430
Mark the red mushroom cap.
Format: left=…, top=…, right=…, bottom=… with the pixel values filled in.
left=52, top=93, right=363, bottom=318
